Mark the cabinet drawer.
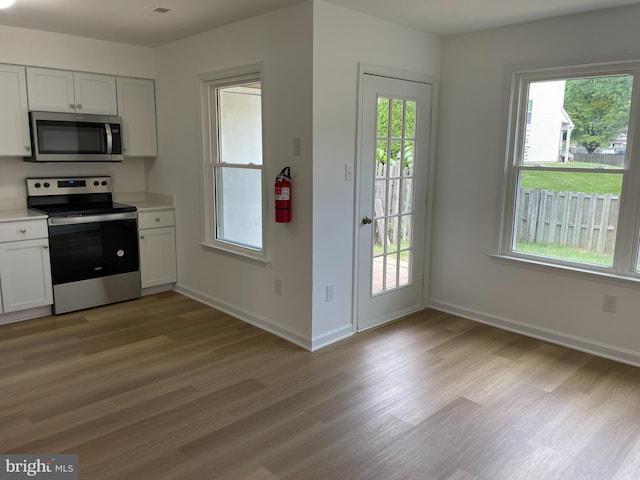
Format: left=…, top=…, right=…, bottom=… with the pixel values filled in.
left=0, top=220, right=48, bottom=242
left=138, top=210, right=175, bottom=229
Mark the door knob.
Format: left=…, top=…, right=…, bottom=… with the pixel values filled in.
left=362, top=217, right=372, bottom=225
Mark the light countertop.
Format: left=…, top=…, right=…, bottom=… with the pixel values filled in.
left=0, top=208, right=48, bottom=223
left=114, top=192, right=174, bottom=213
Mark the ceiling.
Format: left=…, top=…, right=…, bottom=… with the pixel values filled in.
left=0, top=0, right=638, bottom=47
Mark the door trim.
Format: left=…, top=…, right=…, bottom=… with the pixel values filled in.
left=352, top=63, right=439, bottom=332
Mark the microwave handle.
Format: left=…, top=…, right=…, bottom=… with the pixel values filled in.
left=105, top=123, right=113, bottom=155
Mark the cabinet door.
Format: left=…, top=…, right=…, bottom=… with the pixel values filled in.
left=140, top=227, right=176, bottom=288
left=0, top=239, right=53, bottom=313
left=116, top=77, right=158, bottom=157
left=74, top=72, right=117, bottom=115
left=26, top=67, right=75, bottom=113
left=0, top=64, right=31, bottom=157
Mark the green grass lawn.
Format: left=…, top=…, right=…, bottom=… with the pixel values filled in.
left=520, top=162, right=622, bottom=194
left=516, top=242, right=613, bottom=266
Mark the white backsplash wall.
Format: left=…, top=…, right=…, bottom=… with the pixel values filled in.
left=0, top=157, right=147, bottom=208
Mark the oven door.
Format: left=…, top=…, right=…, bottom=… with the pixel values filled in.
left=47, top=212, right=139, bottom=285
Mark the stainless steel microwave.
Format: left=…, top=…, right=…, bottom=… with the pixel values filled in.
left=24, top=111, right=124, bottom=162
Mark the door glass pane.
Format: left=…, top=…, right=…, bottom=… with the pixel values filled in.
left=375, top=180, right=387, bottom=216
left=400, top=249, right=411, bottom=287
left=377, top=98, right=390, bottom=137
left=403, top=141, right=415, bottom=177
left=372, top=96, right=417, bottom=295
left=385, top=255, right=398, bottom=289
left=373, top=218, right=386, bottom=256
left=376, top=140, right=388, bottom=179
left=387, top=216, right=399, bottom=254
left=405, top=101, right=416, bottom=138
left=372, top=256, right=384, bottom=294
left=388, top=179, right=400, bottom=216
left=390, top=140, right=402, bottom=174
left=391, top=100, right=404, bottom=137
left=402, top=180, right=414, bottom=213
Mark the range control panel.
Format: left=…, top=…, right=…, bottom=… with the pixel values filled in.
left=26, top=176, right=112, bottom=196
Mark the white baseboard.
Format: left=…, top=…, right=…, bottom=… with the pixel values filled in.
left=174, top=283, right=313, bottom=351
left=428, top=299, right=640, bottom=368
left=142, top=284, right=174, bottom=296
left=311, top=325, right=354, bottom=351
left=0, top=305, right=52, bottom=326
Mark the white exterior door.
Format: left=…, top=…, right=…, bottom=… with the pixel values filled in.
left=356, top=74, right=432, bottom=331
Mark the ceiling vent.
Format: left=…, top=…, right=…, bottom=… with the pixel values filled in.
left=146, top=6, right=171, bottom=16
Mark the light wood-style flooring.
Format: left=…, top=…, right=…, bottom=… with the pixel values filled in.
left=2, top=291, right=640, bottom=479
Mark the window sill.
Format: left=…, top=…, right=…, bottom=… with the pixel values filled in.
left=199, top=241, right=270, bottom=265
left=489, top=253, right=640, bottom=288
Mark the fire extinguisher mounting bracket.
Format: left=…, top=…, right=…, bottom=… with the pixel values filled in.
left=276, top=166, right=291, bottom=182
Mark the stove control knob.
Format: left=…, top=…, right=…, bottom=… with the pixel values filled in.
left=101, top=180, right=108, bottom=186
left=43, top=182, right=50, bottom=188
left=34, top=182, right=41, bottom=188
left=94, top=181, right=100, bottom=186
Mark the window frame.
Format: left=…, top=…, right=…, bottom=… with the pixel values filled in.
left=499, top=61, right=640, bottom=280
left=199, top=63, right=269, bottom=262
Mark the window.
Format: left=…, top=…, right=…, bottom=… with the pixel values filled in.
left=201, top=69, right=265, bottom=258
left=501, top=62, right=640, bottom=279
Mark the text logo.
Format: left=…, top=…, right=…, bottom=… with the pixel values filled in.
left=0, top=456, right=77, bottom=480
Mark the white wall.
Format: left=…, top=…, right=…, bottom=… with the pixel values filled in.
left=0, top=26, right=156, bottom=206
left=311, top=1, right=441, bottom=348
left=152, top=2, right=314, bottom=347
left=432, top=4, right=640, bottom=364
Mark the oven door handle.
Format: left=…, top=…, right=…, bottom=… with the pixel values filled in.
left=48, top=211, right=137, bottom=226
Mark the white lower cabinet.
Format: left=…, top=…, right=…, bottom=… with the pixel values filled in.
left=0, top=220, right=53, bottom=313
left=138, top=210, right=177, bottom=289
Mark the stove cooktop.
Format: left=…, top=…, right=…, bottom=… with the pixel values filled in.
left=30, top=202, right=137, bottom=217
left=26, top=176, right=137, bottom=218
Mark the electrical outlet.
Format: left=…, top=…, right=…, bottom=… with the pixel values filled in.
left=275, top=279, right=282, bottom=296
left=345, top=164, right=354, bottom=181
left=603, top=294, right=617, bottom=313
left=326, top=284, right=334, bottom=302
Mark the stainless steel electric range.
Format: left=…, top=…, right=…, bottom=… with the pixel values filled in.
left=26, top=176, right=140, bottom=314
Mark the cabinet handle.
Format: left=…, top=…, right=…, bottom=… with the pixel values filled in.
left=43, top=245, right=48, bottom=249
left=140, top=235, right=145, bottom=239
left=69, top=104, right=76, bottom=109
left=155, top=217, right=160, bottom=222
left=19, top=228, right=26, bottom=233
left=25, top=145, right=31, bottom=151
left=76, top=104, right=82, bottom=110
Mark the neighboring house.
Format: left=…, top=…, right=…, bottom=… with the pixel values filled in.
left=523, top=80, right=574, bottom=163
left=610, top=129, right=627, bottom=154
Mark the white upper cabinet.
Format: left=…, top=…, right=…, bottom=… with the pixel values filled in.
left=27, top=67, right=117, bottom=115
left=0, top=64, right=31, bottom=157
left=74, top=72, right=118, bottom=115
left=116, top=77, right=158, bottom=157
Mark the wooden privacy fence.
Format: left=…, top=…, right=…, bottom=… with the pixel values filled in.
left=517, top=188, right=619, bottom=255
left=374, top=162, right=413, bottom=246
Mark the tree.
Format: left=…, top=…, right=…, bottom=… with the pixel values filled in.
left=563, top=75, right=632, bottom=154
left=376, top=98, right=416, bottom=168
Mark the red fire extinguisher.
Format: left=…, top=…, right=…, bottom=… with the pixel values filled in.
left=275, top=166, right=292, bottom=223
